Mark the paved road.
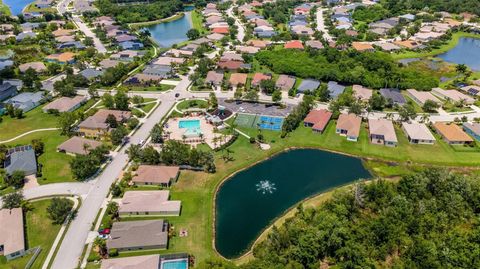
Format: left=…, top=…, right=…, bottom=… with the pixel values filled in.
left=316, top=8, right=333, bottom=41
left=226, top=7, right=245, bottom=42
left=50, top=73, right=189, bottom=268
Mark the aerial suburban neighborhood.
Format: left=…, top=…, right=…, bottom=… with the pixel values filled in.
left=1, top=0, right=480, bottom=268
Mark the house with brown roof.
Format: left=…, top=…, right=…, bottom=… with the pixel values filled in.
left=229, top=73, right=248, bottom=87
left=119, top=190, right=181, bottom=216
left=352, top=85, right=373, bottom=101
left=236, top=45, right=260, bottom=54
left=132, top=165, right=180, bottom=187
left=247, top=40, right=270, bottom=48
left=368, top=118, right=398, bottom=146
left=205, top=71, right=224, bottom=87
left=406, top=89, right=441, bottom=106
left=284, top=40, right=304, bottom=49
left=43, top=95, right=87, bottom=113
left=45, top=52, right=76, bottom=64
left=336, top=113, right=362, bottom=141
left=275, top=75, right=296, bottom=91
left=0, top=208, right=25, bottom=260
left=352, top=42, right=374, bottom=52
left=251, top=73, right=271, bottom=87
left=19, top=62, right=47, bottom=73
left=304, top=109, right=332, bottom=133
left=78, top=109, right=131, bottom=138
left=218, top=60, right=244, bottom=71
left=106, top=220, right=169, bottom=252
left=433, top=122, right=474, bottom=145
left=57, top=136, right=103, bottom=155
left=402, top=122, right=435, bottom=144
left=305, top=40, right=324, bottom=49
left=431, top=88, right=474, bottom=104
left=101, top=255, right=160, bottom=269
left=52, top=29, right=74, bottom=37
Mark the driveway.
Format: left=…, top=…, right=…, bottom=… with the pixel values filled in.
left=226, top=7, right=245, bottom=42
left=316, top=8, right=333, bottom=41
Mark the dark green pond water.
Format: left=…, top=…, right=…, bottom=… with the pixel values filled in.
left=215, top=149, right=371, bottom=258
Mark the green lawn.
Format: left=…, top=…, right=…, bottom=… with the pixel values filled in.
left=7, top=131, right=74, bottom=184
left=176, top=99, right=208, bottom=111
left=0, top=200, right=62, bottom=269
left=0, top=106, right=60, bottom=141
left=139, top=102, right=157, bottom=113
left=392, top=32, right=480, bottom=60
left=191, top=9, right=208, bottom=35
left=0, top=0, right=11, bottom=15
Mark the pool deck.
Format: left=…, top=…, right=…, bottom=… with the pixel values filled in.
left=219, top=98, right=294, bottom=117
left=164, top=116, right=232, bottom=149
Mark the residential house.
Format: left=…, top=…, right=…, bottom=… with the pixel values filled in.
left=380, top=88, right=406, bottom=105
left=247, top=40, right=270, bottom=48
left=236, top=46, right=259, bottom=54
left=463, top=123, right=480, bottom=141
left=5, top=92, right=44, bottom=112
left=0, top=208, right=25, bottom=260
left=132, top=165, right=180, bottom=187
left=43, top=96, right=87, bottom=113
left=0, top=82, right=17, bottom=101
left=99, top=59, right=121, bottom=69
left=297, top=79, right=320, bottom=93
left=106, top=220, right=169, bottom=252
left=254, top=25, right=276, bottom=38
left=57, top=41, right=85, bottom=50
left=16, top=32, right=36, bottom=41
left=402, top=122, right=435, bottom=144
left=79, top=68, right=104, bottom=80
left=57, top=136, right=103, bottom=155
left=433, top=122, right=473, bottom=145
left=284, top=40, right=304, bottom=49
left=229, top=73, right=248, bottom=87
left=4, top=145, right=37, bottom=176
left=291, top=25, right=314, bottom=36
left=275, top=75, right=296, bottom=91
left=251, top=73, right=271, bottom=87
left=368, top=118, right=398, bottom=146
left=142, top=65, right=172, bottom=79
left=55, top=35, right=76, bottom=43
left=19, top=62, right=47, bottom=73
left=205, top=71, right=224, bottom=87
left=52, top=29, right=74, bottom=37
left=100, top=255, right=160, bottom=269
left=45, top=52, right=76, bottom=64
left=78, top=109, right=131, bottom=138
left=34, top=0, right=53, bottom=9
left=461, top=85, right=480, bottom=96
left=119, top=41, right=144, bottom=50
left=352, top=85, right=373, bottom=101
left=406, top=89, right=441, bottom=106
left=305, top=40, right=324, bottom=49
left=328, top=81, right=345, bottom=99
left=152, top=57, right=184, bottom=66
left=119, top=191, right=181, bottom=216
left=164, top=49, right=193, bottom=58
left=352, top=42, right=374, bottom=52
left=431, top=88, right=474, bottom=104
left=304, top=109, right=332, bottom=133
left=336, top=113, right=362, bottom=141
left=110, top=50, right=141, bottom=62
left=374, top=42, right=401, bottom=51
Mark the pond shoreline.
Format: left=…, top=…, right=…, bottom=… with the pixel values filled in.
left=128, top=12, right=185, bottom=29
left=212, top=146, right=372, bottom=260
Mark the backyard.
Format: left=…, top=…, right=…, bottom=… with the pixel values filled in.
left=0, top=199, right=62, bottom=269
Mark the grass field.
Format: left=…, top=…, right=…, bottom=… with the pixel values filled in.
left=191, top=9, right=207, bottom=35
left=0, top=200, right=62, bottom=269
left=0, top=106, right=60, bottom=141
left=0, top=0, right=11, bottom=15
left=6, top=131, right=74, bottom=184
left=176, top=99, right=208, bottom=111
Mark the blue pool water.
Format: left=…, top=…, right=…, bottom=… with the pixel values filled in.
left=161, top=259, right=188, bottom=269
left=179, top=120, right=200, bottom=129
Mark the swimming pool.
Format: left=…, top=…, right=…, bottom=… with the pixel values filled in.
left=179, top=119, right=200, bottom=129
left=161, top=258, right=188, bottom=269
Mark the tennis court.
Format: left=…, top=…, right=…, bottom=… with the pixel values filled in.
left=235, top=113, right=283, bottom=131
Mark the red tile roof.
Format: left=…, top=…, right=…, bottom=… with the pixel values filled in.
left=284, top=40, right=304, bottom=49
left=304, top=109, right=332, bottom=132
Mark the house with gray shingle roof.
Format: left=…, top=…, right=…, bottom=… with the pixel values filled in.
left=5, top=92, right=44, bottom=112
left=297, top=79, right=320, bottom=93
left=4, top=145, right=37, bottom=176
left=327, top=81, right=345, bottom=99
left=106, top=220, right=169, bottom=253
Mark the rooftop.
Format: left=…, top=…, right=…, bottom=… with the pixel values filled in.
left=0, top=208, right=25, bottom=257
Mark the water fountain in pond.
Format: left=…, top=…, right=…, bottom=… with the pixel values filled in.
left=256, top=180, right=276, bottom=194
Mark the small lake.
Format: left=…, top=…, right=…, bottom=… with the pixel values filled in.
left=437, top=37, right=480, bottom=71
left=3, top=0, right=34, bottom=15
left=144, top=9, right=193, bottom=48
left=215, top=149, right=371, bottom=258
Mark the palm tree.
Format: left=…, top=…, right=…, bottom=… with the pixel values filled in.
left=94, top=238, right=107, bottom=257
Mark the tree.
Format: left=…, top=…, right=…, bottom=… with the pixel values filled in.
left=54, top=80, right=76, bottom=97
left=5, top=170, right=25, bottom=189
left=22, top=68, right=38, bottom=89
left=272, top=90, right=282, bottom=103
left=422, top=100, right=439, bottom=113
left=111, top=126, right=128, bottom=146
left=105, top=114, right=118, bottom=128
left=126, top=144, right=142, bottom=161
left=150, top=123, right=163, bottom=143
left=94, top=237, right=107, bottom=257
left=70, top=155, right=99, bottom=180
left=140, top=145, right=161, bottom=164
left=58, top=112, right=77, bottom=136
left=316, top=83, right=330, bottom=102
left=209, top=92, right=218, bottom=110
left=348, top=100, right=363, bottom=115
left=368, top=93, right=386, bottom=111
left=106, top=201, right=118, bottom=217
left=455, top=64, right=468, bottom=74
left=2, top=192, right=24, bottom=209
left=127, top=118, right=139, bottom=129
left=31, top=139, right=45, bottom=155
left=114, top=90, right=129, bottom=111
left=47, top=198, right=73, bottom=224
left=398, top=103, right=417, bottom=122
left=131, top=95, right=144, bottom=105
left=102, top=93, right=115, bottom=109
left=186, top=28, right=200, bottom=40
left=260, top=79, right=276, bottom=94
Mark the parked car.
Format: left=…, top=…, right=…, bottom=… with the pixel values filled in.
left=99, top=228, right=110, bottom=235
left=175, top=93, right=180, bottom=98
left=97, top=234, right=108, bottom=239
